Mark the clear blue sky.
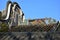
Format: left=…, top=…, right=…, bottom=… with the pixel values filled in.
left=0, top=0, right=60, bottom=20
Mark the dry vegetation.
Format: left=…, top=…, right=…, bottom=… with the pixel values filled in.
left=10, top=23, right=60, bottom=32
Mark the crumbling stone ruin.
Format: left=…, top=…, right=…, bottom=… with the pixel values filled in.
left=0, top=1, right=60, bottom=32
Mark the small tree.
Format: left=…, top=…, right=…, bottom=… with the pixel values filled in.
left=0, top=22, right=9, bottom=32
